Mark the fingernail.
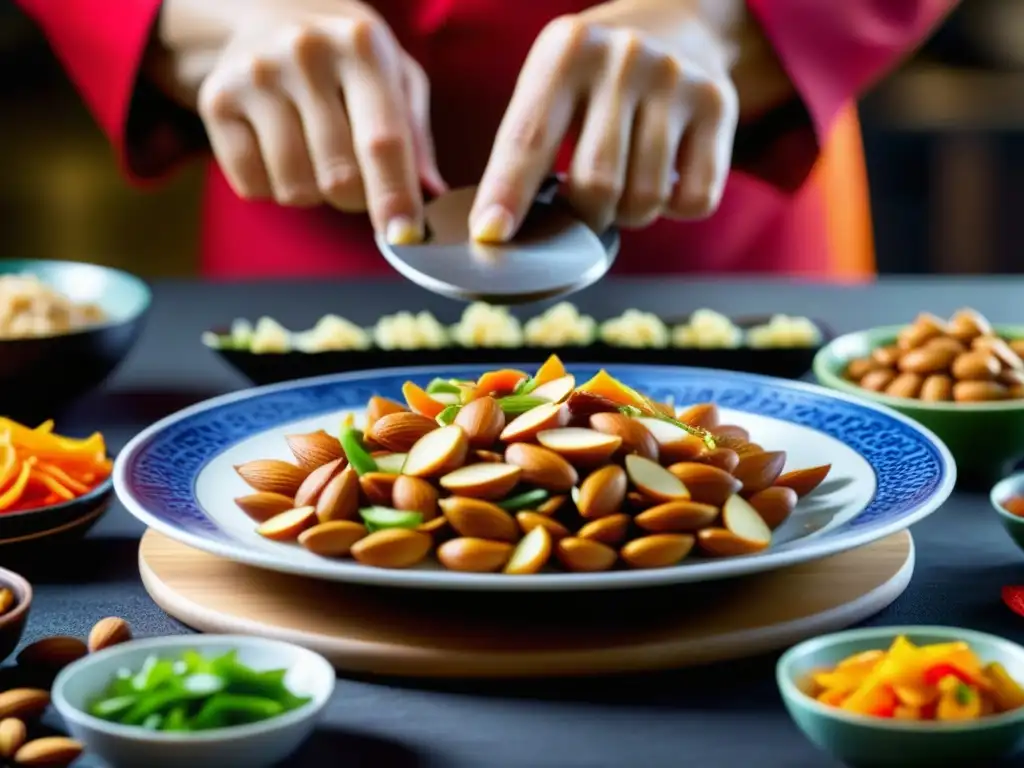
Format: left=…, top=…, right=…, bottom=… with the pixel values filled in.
left=471, top=205, right=515, bottom=243
left=385, top=217, right=423, bottom=246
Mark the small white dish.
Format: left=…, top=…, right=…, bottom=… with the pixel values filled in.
left=51, top=634, right=335, bottom=768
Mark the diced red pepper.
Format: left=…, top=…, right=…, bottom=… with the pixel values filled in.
left=922, top=663, right=975, bottom=687
left=869, top=703, right=896, bottom=718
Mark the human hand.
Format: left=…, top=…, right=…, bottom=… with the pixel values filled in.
left=470, top=0, right=741, bottom=241
left=194, top=0, right=446, bottom=243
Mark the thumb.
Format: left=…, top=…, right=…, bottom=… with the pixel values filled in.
left=402, top=58, right=448, bottom=195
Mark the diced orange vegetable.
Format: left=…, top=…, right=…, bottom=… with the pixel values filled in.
left=837, top=650, right=885, bottom=670
left=578, top=370, right=653, bottom=411
left=534, top=355, right=567, bottom=386
left=985, top=662, right=1024, bottom=711
left=402, top=382, right=447, bottom=418
left=473, top=369, right=529, bottom=399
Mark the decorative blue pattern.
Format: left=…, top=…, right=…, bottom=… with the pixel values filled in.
left=120, top=364, right=949, bottom=550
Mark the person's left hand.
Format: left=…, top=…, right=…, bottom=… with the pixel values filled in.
left=469, top=0, right=742, bottom=242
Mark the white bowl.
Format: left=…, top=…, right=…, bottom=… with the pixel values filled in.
left=51, top=635, right=335, bottom=768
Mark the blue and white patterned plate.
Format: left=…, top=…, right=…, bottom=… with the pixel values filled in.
left=115, top=364, right=955, bottom=592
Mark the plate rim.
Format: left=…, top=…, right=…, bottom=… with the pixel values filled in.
left=114, top=362, right=956, bottom=591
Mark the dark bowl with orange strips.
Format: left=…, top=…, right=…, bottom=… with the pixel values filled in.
left=0, top=473, right=113, bottom=553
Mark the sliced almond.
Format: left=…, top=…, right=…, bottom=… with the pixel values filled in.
left=439, top=496, right=520, bottom=542
left=359, top=472, right=398, bottom=506
left=588, top=413, right=659, bottom=461
left=365, top=395, right=408, bottom=433
left=453, top=396, right=506, bottom=448
left=746, top=486, right=797, bottom=529
left=774, top=464, right=831, bottom=497
left=516, top=511, right=570, bottom=540
left=576, top=464, right=627, bottom=519
left=368, top=412, right=439, bottom=453
left=234, top=459, right=308, bottom=497
left=634, top=418, right=705, bottom=463
left=298, top=521, right=367, bottom=557
left=635, top=501, right=719, bottom=532
left=285, top=430, right=345, bottom=472
left=555, top=537, right=618, bottom=572
left=505, top=525, right=553, bottom=574
left=437, top=538, right=514, bottom=573
left=536, top=495, right=567, bottom=516
left=530, top=375, right=576, bottom=403
left=535, top=427, right=622, bottom=466
left=577, top=513, right=630, bottom=546
left=721, top=494, right=772, bottom=550
left=625, top=454, right=690, bottom=502
left=294, top=457, right=345, bottom=507
left=256, top=506, right=316, bottom=541
left=499, top=402, right=569, bottom=443
left=391, top=475, right=439, bottom=520
left=440, top=462, right=522, bottom=500
left=666, top=463, right=742, bottom=506
left=695, top=447, right=740, bottom=474
left=234, top=492, right=296, bottom=523
left=351, top=528, right=433, bottom=568
left=621, top=534, right=694, bottom=569
left=315, top=465, right=360, bottom=522
left=733, top=450, right=786, bottom=494
left=504, top=443, right=579, bottom=492
left=677, top=403, right=719, bottom=429
left=373, top=452, right=408, bottom=474
left=402, top=424, right=469, bottom=478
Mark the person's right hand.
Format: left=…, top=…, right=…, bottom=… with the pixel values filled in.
left=194, top=1, right=446, bottom=244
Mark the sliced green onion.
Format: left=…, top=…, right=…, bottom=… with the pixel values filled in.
left=497, top=489, right=549, bottom=511
left=436, top=404, right=461, bottom=426
left=496, top=395, right=548, bottom=415
left=513, top=377, right=540, bottom=396
left=426, top=378, right=461, bottom=395
left=360, top=506, right=423, bottom=531
left=339, top=426, right=378, bottom=475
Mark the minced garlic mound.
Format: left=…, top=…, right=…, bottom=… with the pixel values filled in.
left=0, top=273, right=106, bottom=338
left=450, top=302, right=523, bottom=347
left=672, top=308, right=742, bottom=349
left=373, top=311, right=448, bottom=350
left=746, top=314, right=821, bottom=348
left=523, top=302, right=596, bottom=346
left=599, top=309, right=669, bottom=348
left=294, top=314, right=372, bottom=352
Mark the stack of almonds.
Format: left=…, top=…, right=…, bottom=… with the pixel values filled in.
left=0, top=617, right=132, bottom=766
left=232, top=357, right=832, bottom=574
left=844, top=308, right=1024, bottom=402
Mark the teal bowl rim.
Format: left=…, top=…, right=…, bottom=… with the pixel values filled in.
left=813, top=325, right=1024, bottom=412
left=0, top=259, right=152, bottom=339
left=991, top=473, right=1024, bottom=526
left=777, top=625, right=1024, bottom=732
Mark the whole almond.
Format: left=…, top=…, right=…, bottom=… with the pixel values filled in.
left=884, top=372, right=923, bottom=399
left=924, top=336, right=966, bottom=356
left=677, top=403, right=719, bottom=429
left=711, top=424, right=750, bottom=443
left=577, top=513, right=630, bottom=546
left=0, top=718, right=26, bottom=758
left=621, top=534, right=695, bottom=569
left=0, top=689, right=49, bottom=720
left=16, top=637, right=87, bottom=670
left=635, top=501, right=719, bottom=532
left=516, top=511, right=570, bottom=540
left=555, top=537, right=617, bottom=572
left=898, top=346, right=956, bottom=375
left=234, top=459, right=309, bottom=497
left=920, top=374, right=953, bottom=402
left=947, top=308, right=991, bottom=342
left=359, top=471, right=398, bottom=506
left=844, top=357, right=879, bottom=382
left=951, top=350, right=1000, bottom=381
left=350, top=528, right=433, bottom=568
left=13, top=736, right=83, bottom=766
left=667, top=462, right=742, bottom=506
left=454, top=397, right=506, bottom=448
left=285, top=430, right=344, bottom=472
left=439, top=497, right=519, bottom=542
left=747, top=486, right=798, bottom=529
left=953, top=380, right=1009, bottom=402
left=88, top=617, right=132, bottom=653
left=897, top=312, right=946, bottom=349
left=233, top=492, right=296, bottom=523
left=298, top=520, right=367, bottom=557
left=973, top=335, right=1023, bottom=370
left=859, top=368, right=896, bottom=392
left=437, top=538, right=514, bottom=572
left=294, top=457, right=345, bottom=507
left=0, top=588, right=14, bottom=615
left=588, top=413, right=658, bottom=461
left=576, top=465, right=627, bottom=519
left=392, top=475, right=439, bottom=520
left=367, top=412, right=438, bottom=452
left=774, top=464, right=831, bottom=497
left=365, top=396, right=408, bottom=433
left=733, top=450, right=786, bottom=494
left=695, top=447, right=740, bottom=474
left=871, top=345, right=902, bottom=367
left=315, top=465, right=360, bottom=522
left=504, top=443, right=578, bottom=492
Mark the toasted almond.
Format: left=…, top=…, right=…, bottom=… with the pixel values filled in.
left=0, top=588, right=13, bottom=615
left=530, top=375, right=576, bottom=403
left=16, top=637, right=87, bottom=670
left=621, top=534, right=694, bottom=569
left=576, top=465, right=627, bottom=519
left=697, top=528, right=766, bottom=557
left=367, top=412, right=439, bottom=453
left=677, top=403, right=719, bottom=429
left=577, top=513, right=630, bottom=546
left=897, top=312, right=947, bottom=349
left=859, top=368, right=897, bottom=392
left=13, top=736, right=82, bottom=766
left=437, top=538, right=514, bottom=572
left=233, top=492, right=297, bottom=523
left=951, top=350, right=1000, bottom=381
left=774, top=464, right=831, bottom=497
left=746, top=486, right=797, bottom=529
left=899, top=345, right=958, bottom=375
left=294, top=457, right=345, bottom=507
left=555, top=537, right=617, bottom=572
left=350, top=528, right=432, bottom=568
left=953, top=380, right=1009, bottom=402
left=0, top=718, right=26, bottom=759
left=624, top=454, right=690, bottom=502
left=365, top=395, right=408, bottom=433
left=722, top=494, right=772, bottom=548
left=440, top=497, right=520, bottom=541
left=391, top=475, right=439, bottom=520
left=298, top=520, right=367, bottom=557
left=885, top=372, right=924, bottom=399
left=733, top=450, right=786, bottom=494
left=0, top=689, right=49, bottom=720
left=402, top=424, right=469, bottom=478
left=947, top=308, right=991, bottom=342
left=499, top=402, right=570, bottom=443
left=284, top=430, right=345, bottom=472
left=973, top=335, right=1023, bottom=370
left=256, top=506, right=317, bottom=541
left=440, top=462, right=521, bottom=500
left=234, top=459, right=308, bottom=497
left=711, top=424, right=750, bottom=443
left=505, top=526, right=553, bottom=574
left=666, top=462, right=742, bottom=506
left=359, top=471, right=398, bottom=506
left=634, top=418, right=705, bottom=463
left=504, top=443, right=579, bottom=492
left=316, top=465, right=360, bottom=522
left=536, top=495, right=567, bottom=516
left=695, top=447, right=740, bottom=474
left=635, top=501, right=719, bottom=532
left=871, top=345, right=902, bottom=367
left=87, top=617, right=132, bottom=653
left=535, top=427, right=623, bottom=467
left=588, top=413, right=659, bottom=461
left=454, top=396, right=506, bottom=448
left=474, top=449, right=505, bottom=463
left=516, top=511, right=570, bottom=540
left=920, top=374, right=954, bottom=402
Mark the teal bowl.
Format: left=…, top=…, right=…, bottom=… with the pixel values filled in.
left=813, top=325, right=1024, bottom=487
left=991, top=473, right=1024, bottom=553
left=777, top=626, right=1024, bottom=768
left=0, top=259, right=150, bottom=420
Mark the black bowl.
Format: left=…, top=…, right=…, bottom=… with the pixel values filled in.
left=0, top=474, right=113, bottom=552
left=0, top=566, right=31, bottom=664
left=208, top=315, right=832, bottom=386
left=0, top=260, right=151, bottom=421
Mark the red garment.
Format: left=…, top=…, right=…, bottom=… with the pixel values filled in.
left=17, top=0, right=954, bottom=279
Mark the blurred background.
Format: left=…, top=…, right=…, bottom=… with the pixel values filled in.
left=0, top=1, right=1021, bottom=277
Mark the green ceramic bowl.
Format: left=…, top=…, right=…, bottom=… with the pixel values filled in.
left=990, top=472, right=1024, bottom=553
left=778, top=626, right=1024, bottom=768
left=813, top=325, right=1024, bottom=487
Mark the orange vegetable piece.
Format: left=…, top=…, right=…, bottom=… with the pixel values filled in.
left=35, top=462, right=91, bottom=495
left=0, top=457, right=35, bottom=511
left=473, top=369, right=529, bottom=399
left=534, top=355, right=566, bottom=386
left=34, top=420, right=54, bottom=433
left=0, top=443, right=16, bottom=492
left=578, top=370, right=652, bottom=411
left=29, top=468, right=75, bottom=501
left=402, top=381, right=447, bottom=418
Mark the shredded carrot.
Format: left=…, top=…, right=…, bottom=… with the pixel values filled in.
left=0, top=457, right=35, bottom=510
left=35, top=462, right=90, bottom=495
left=29, top=469, right=75, bottom=501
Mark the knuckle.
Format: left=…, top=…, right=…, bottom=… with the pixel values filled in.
left=691, top=79, right=736, bottom=125
left=196, top=80, right=235, bottom=122
left=319, top=163, right=364, bottom=198
left=650, top=54, right=682, bottom=92
left=623, top=186, right=667, bottom=216
left=344, top=15, right=392, bottom=61
left=244, top=55, right=280, bottom=90
left=361, top=132, right=406, bottom=163
left=285, top=24, right=330, bottom=57
left=573, top=171, right=623, bottom=203
left=503, top=115, right=549, bottom=154
left=537, top=15, right=589, bottom=61
left=275, top=186, right=321, bottom=207
left=670, top=187, right=717, bottom=218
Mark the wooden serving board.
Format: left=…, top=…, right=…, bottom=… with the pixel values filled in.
left=139, top=529, right=914, bottom=678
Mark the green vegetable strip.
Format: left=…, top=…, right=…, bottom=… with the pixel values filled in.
left=496, top=395, right=548, bottom=415
left=514, top=377, right=540, bottom=396
left=339, top=426, right=378, bottom=475
left=426, top=378, right=462, bottom=395
left=360, top=506, right=423, bottom=530
left=436, top=404, right=461, bottom=426
left=497, top=489, right=549, bottom=511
